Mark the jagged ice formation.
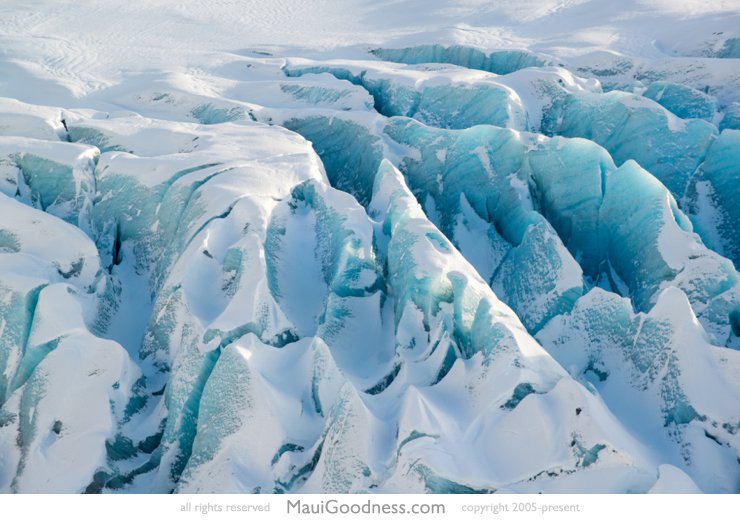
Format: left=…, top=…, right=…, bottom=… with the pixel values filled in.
left=0, top=41, right=739, bottom=494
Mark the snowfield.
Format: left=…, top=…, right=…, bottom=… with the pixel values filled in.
left=0, top=0, right=739, bottom=494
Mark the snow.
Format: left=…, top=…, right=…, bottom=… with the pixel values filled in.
left=648, top=464, right=703, bottom=494
left=0, top=192, right=139, bottom=492
left=0, top=0, right=739, bottom=496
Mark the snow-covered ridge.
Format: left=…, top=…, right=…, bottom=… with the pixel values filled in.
left=0, top=0, right=739, bottom=494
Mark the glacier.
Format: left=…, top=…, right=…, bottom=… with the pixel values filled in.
left=0, top=1, right=739, bottom=495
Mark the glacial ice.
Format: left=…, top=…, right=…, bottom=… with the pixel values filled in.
left=370, top=45, right=549, bottom=75
left=0, top=138, right=97, bottom=232
left=537, top=287, right=740, bottom=492
left=0, top=39, right=739, bottom=495
left=541, top=89, right=718, bottom=198
left=643, top=81, right=718, bottom=122
left=285, top=61, right=528, bottom=130
left=691, top=130, right=740, bottom=270
left=720, top=102, right=740, bottom=131
left=0, top=193, right=138, bottom=492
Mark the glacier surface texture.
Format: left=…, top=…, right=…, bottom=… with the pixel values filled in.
left=0, top=0, right=739, bottom=494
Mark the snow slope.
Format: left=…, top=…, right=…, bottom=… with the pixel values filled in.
left=0, top=0, right=739, bottom=494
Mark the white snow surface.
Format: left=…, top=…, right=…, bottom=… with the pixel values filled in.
left=0, top=0, right=738, bottom=105
left=0, top=0, right=739, bottom=495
